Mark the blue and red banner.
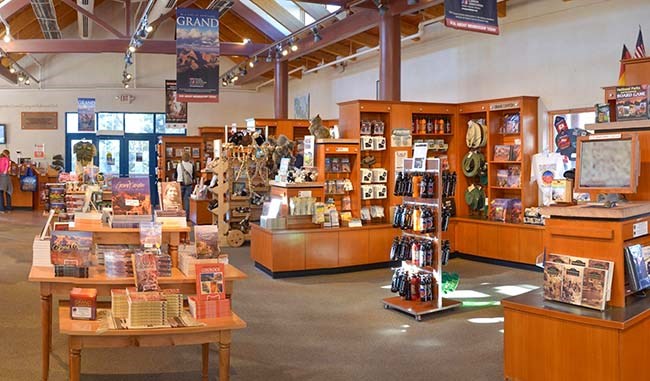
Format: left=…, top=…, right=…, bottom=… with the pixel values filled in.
left=176, top=8, right=220, bottom=103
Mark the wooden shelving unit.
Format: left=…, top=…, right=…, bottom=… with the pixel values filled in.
left=383, top=158, right=460, bottom=321
left=315, top=139, right=361, bottom=218
left=156, top=136, right=204, bottom=183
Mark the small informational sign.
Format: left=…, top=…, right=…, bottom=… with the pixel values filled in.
left=279, top=158, right=290, bottom=176
left=298, top=190, right=312, bottom=198
left=395, top=151, right=407, bottom=173
left=125, top=199, right=140, bottom=207
left=412, top=142, right=429, bottom=171
left=303, top=135, right=315, bottom=167
left=34, top=144, right=45, bottom=159
left=21, top=112, right=58, bottom=130
left=633, top=221, right=648, bottom=238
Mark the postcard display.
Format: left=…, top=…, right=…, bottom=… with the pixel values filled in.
left=383, top=158, right=460, bottom=320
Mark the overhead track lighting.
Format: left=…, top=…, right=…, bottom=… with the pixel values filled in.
left=2, top=33, right=10, bottom=43
left=24, top=78, right=30, bottom=85
left=243, top=38, right=251, bottom=44
left=249, top=56, right=258, bottom=68
left=146, top=25, right=154, bottom=33
left=289, top=37, right=298, bottom=52
left=266, top=49, right=273, bottom=63
left=9, top=66, right=15, bottom=74
left=311, top=26, right=322, bottom=43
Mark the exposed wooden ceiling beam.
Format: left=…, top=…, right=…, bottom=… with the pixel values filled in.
left=250, top=0, right=303, bottom=31
left=348, top=31, right=379, bottom=47
left=230, top=1, right=285, bottom=41
left=296, top=2, right=330, bottom=19
left=59, top=0, right=125, bottom=38
left=1, top=0, right=32, bottom=20
left=220, top=12, right=272, bottom=43
left=1, top=39, right=269, bottom=54
left=0, top=63, right=18, bottom=84
left=150, top=0, right=201, bottom=28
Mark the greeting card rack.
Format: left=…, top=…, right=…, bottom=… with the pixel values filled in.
left=382, top=158, right=460, bottom=321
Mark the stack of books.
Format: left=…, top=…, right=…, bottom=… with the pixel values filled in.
left=73, top=212, right=103, bottom=230
left=33, top=236, right=53, bottom=267
left=50, top=231, right=93, bottom=278
left=47, top=184, right=66, bottom=214
left=154, top=209, right=187, bottom=228
left=103, top=247, right=134, bottom=278
left=65, top=193, right=86, bottom=213
left=161, top=289, right=183, bottom=318
left=157, top=254, right=172, bottom=277
left=188, top=296, right=231, bottom=319
left=111, top=288, right=129, bottom=319
left=127, top=290, right=167, bottom=328
left=544, top=254, right=614, bottom=310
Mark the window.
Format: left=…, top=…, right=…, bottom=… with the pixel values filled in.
left=155, top=114, right=186, bottom=134
left=125, top=113, right=154, bottom=134
left=66, top=112, right=95, bottom=133
left=97, top=112, right=124, bottom=131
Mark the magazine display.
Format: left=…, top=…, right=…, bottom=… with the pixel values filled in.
left=624, top=244, right=650, bottom=292
left=50, top=231, right=93, bottom=278
left=194, top=225, right=220, bottom=258
left=543, top=253, right=614, bottom=310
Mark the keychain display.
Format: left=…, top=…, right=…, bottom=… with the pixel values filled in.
left=392, top=204, right=436, bottom=233
left=390, top=236, right=435, bottom=266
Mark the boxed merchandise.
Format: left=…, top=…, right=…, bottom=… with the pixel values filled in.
left=361, top=136, right=373, bottom=151
left=361, top=185, right=374, bottom=200
left=70, top=287, right=97, bottom=320
left=595, top=103, right=610, bottom=123
left=360, top=168, right=372, bottom=183
left=371, top=168, right=388, bottom=183
left=340, top=157, right=351, bottom=173
left=496, top=169, right=508, bottom=187
left=372, top=120, right=385, bottom=135
left=616, top=85, right=649, bottom=120
left=372, top=184, right=387, bottom=199
left=360, top=120, right=372, bottom=135
left=372, top=136, right=387, bottom=150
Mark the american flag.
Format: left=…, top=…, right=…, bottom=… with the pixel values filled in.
left=635, top=26, right=646, bottom=58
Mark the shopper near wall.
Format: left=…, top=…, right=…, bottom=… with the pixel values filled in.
left=0, top=150, right=13, bottom=213
left=176, top=151, right=194, bottom=218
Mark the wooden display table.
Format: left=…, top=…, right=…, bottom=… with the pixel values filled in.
left=540, top=202, right=650, bottom=307
left=251, top=223, right=396, bottom=277
left=503, top=290, right=650, bottom=381
left=59, top=305, right=246, bottom=381
left=70, top=224, right=190, bottom=268
left=189, top=198, right=213, bottom=225
left=29, top=265, right=247, bottom=381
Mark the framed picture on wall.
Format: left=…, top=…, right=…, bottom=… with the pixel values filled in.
left=0, top=124, right=5, bottom=144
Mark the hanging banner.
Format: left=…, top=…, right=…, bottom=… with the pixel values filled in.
left=176, top=8, right=220, bottom=103
left=165, top=80, right=188, bottom=128
left=444, top=0, right=499, bottom=35
left=77, top=98, right=96, bottom=132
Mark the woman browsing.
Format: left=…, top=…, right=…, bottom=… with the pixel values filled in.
left=0, top=150, right=13, bottom=213
left=176, top=152, right=194, bottom=218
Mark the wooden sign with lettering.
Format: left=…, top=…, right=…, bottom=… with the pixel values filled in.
left=21, top=112, right=58, bottom=130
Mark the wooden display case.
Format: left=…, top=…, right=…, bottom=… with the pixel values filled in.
left=315, top=139, right=361, bottom=219
left=245, top=118, right=338, bottom=142
left=156, top=136, right=205, bottom=183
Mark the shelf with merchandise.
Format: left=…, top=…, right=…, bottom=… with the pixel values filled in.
left=383, top=157, right=460, bottom=321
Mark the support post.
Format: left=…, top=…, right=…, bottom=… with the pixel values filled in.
left=274, top=59, right=289, bottom=119
left=378, top=10, right=401, bottom=101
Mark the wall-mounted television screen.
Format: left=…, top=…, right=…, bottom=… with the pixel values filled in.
left=0, top=124, right=5, bottom=144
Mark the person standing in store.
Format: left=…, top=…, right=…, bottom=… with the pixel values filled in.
left=176, top=151, right=194, bottom=218
left=0, top=150, right=13, bottom=213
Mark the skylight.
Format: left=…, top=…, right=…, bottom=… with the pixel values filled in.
left=239, top=0, right=291, bottom=36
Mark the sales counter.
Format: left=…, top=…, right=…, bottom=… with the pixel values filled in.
left=250, top=223, right=397, bottom=277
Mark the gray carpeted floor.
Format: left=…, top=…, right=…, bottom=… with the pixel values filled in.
left=0, top=210, right=542, bottom=381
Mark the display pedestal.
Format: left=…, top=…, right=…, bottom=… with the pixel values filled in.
left=503, top=290, right=650, bottom=381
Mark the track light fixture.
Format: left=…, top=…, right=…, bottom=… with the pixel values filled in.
left=230, top=74, right=238, bottom=83
left=240, top=66, right=247, bottom=76
left=221, top=77, right=228, bottom=86
left=24, top=78, right=30, bottom=85
left=9, top=66, right=15, bottom=74
left=249, top=56, right=258, bottom=68
left=275, top=45, right=283, bottom=59
left=17, top=72, right=24, bottom=82
left=128, top=45, right=136, bottom=53
left=243, top=38, right=251, bottom=44
left=146, top=25, right=154, bottom=33
left=289, top=37, right=298, bottom=52
left=266, top=49, right=273, bottom=63
left=2, top=33, right=10, bottom=43
left=311, top=26, right=322, bottom=43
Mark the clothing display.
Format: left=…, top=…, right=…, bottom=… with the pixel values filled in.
left=530, top=152, right=566, bottom=206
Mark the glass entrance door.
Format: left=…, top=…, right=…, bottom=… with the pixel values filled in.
left=97, top=138, right=121, bottom=176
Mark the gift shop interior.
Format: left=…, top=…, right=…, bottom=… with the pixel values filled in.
left=1, top=0, right=650, bottom=380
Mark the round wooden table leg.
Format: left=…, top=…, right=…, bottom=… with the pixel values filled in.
left=202, top=343, right=210, bottom=381
left=40, top=293, right=52, bottom=381
left=219, top=331, right=232, bottom=381
left=169, top=243, right=179, bottom=268
left=69, top=347, right=81, bottom=381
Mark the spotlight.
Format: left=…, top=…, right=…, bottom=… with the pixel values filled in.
left=137, top=28, right=147, bottom=39
left=25, top=78, right=30, bottom=85
left=125, top=52, right=133, bottom=65
left=146, top=25, right=154, bottom=33
left=249, top=56, right=258, bottom=68
left=289, top=37, right=298, bottom=52
left=124, top=72, right=132, bottom=80
left=128, top=45, right=136, bottom=53
left=242, top=38, right=251, bottom=44
left=312, top=26, right=322, bottom=43
left=230, top=74, right=238, bottom=83
left=240, top=67, right=247, bottom=76
left=275, top=45, right=283, bottom=59
left=124, top=83, right=130, bottom=88
left=3, top=33, right=10, bottom=43
left=282, top=47, right=288, bottom=56
left=265, top=50, right=273, bottom=63
left=17, top=73, right=24, bottom=82
left=9, top=66, right=15, bottom=74
left=221, top=77, right=228, bottom=86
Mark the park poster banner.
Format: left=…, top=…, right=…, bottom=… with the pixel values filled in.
left=165, top=80, right=188, bottom=128
left=176, top=8, right=220, bottom=103
left=444, top=0, right=499, bottom=35
left=77, top=98, right=96, bottom=132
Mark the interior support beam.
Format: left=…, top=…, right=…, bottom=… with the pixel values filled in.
left=0, top=39, right=269, bottom=55
left=0, top=0, right=32, bottom=20
left=125, top=0, right=131, bottom=36
left=378, top=10, right=400, bottom=101
left=274, top=59, right=288, bottom=118
left=150, top=0, right=200, bottom=28
left=0, top=63, right=17, bottom=84
left=59, top=0, right=125, bottom=38
left=230, top=1, right=285, bottom=41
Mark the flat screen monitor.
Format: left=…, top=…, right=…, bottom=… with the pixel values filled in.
left=574, top=133, right=639, bottom=194
left=0, top=124, right=5, bottom=144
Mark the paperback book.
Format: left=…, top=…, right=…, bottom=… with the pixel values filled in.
left=50, top=231, right=93, bottom=277
left=195, top=263, right=225, bottom=300
left=194, top=225, right=220, bottom=258
left=493, top=145, right=512, bottom=162
left=132, top=251, right=160, bottom=292
left=111, top=178, right=152, bottom=216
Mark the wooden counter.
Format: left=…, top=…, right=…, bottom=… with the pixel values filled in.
left=251, top=223, right=397, bottom=277
left=540, top=201, right=650, bottom=219
left=503, top=290, right=650, bottom=381
left=10, top=175, right=34, bottom=208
